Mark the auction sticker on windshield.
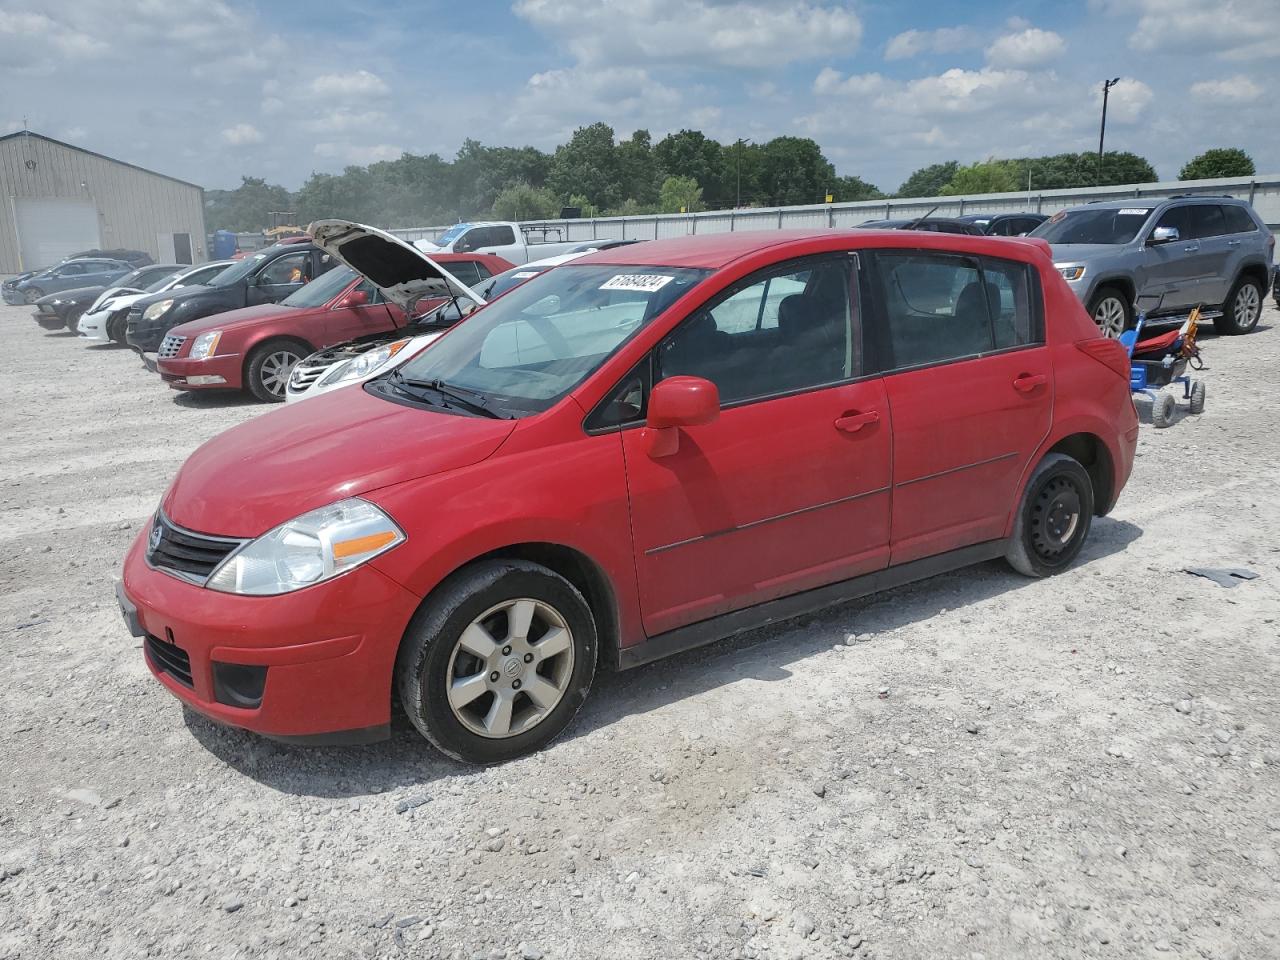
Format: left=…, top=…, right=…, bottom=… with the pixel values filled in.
left=1118, top=208, right=1151, bottom=216
left=600, top=274, right=674, bottom=292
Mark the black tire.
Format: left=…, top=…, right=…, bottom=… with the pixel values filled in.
left=1188, top=380, right=1205, bottom=415
left=23, top=287, right=44, bottom=304
left=1214, top=276, right=1263, bottom=335
left=1005, top=453, right=1095, bottom=578
left=1087, top=286, right=1131, bottom=339
left=395, top=559, right=598, bottom=764
left=245, top=339, right=308, bottom=402
left=107, top=312, right=126, bottom=344
left=1152, top=392, right=1175, bottom=428
left=64, top=309, right=85, bottom=334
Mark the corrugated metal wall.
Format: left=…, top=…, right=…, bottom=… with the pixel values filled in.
left=389, top=173, right=1280, bottom=246
left=0, top=133, right=206, bottom=272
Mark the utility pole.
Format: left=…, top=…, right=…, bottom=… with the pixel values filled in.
left=1098, top=77, right=1121, bottom=185
left=736, top=138, right=752, bottom=209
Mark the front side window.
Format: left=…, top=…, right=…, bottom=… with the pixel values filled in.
left=387, top=264, right=709, bottom=415
left=867, top=251, right=1040, bottom=370
left=259, top=251, right=311, bottom=285
left=58, top=262, right=87, bottom=276
left=657, top=256, right=857, bottom=404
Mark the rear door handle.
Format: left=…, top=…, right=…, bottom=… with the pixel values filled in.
left=1012, top=373, right=1047, bottom=393
left=1226, top=239, right=1240, bottom=247
left=834, top=410, right=880, bottom=433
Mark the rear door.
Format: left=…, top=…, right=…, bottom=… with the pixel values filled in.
left=619, top=253, right=893, bottom=636
left=1187, top=204, right=1232, bottom=305
left=865, top=250, right=1052, bottom=564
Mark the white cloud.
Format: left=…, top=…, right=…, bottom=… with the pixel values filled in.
left=222, top=123, right=263, bottom=145
left=514, top=0, right=862, bottom=67
left=314, top=142, right=402, bottom=165
left=309, top=70, right=389, bottom=98
left=304, top=109, right=389, bottom=134
left=984, top=28, right=1065, bottom=67
left=813, top=68, right=886, bottom=97
left=508, top=65, right=683, bottom=144
left=884, top=26, right=980, bottom=61
left=1101, top=0, right=1277, bottom=61
left=1188, top=76, right=1264, bottom=103
left=882, top=67, right=1047, bottom=116
left=1095, top=77, right=1152, bottom=123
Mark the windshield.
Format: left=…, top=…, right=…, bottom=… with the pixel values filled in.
left=144, top=270, right=185, bottom=293
left=387, top=264, right=710, bottom=415
left=433, top=225, right=470, bottom=246
left=1032, top=207, right=1153, bottom=245
left=116, top=267, right=151, bottom=288
left=209, top=252, right=269, bottom=287
left=282, top=266, right=356, bottom=307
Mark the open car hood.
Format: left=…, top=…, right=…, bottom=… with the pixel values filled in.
left=307, top=219, right=484, bottom=316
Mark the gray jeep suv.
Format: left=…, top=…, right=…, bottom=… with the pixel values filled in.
left=1031, top=196, right=1273, bottom=337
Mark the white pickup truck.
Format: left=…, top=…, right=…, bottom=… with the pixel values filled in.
left=413, top=221, right=584, bottom=265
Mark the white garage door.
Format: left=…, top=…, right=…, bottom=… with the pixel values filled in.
left=14, top=198, right=101, bottom=270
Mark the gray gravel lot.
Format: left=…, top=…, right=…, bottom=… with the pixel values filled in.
left=1, top=302, right=1278, bottom=960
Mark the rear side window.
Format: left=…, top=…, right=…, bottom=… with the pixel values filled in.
left=1187, top=205, right=1227, bottom=240
left=1221, top=205, right=1258, bottom=234
left=444, top=261, right=482, bottom=286
left=867, top=252, right=1041, bottom=371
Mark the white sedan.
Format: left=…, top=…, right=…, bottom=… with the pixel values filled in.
left=77, top=260, right=233, bottom=343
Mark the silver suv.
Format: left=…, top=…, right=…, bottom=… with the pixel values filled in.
left=1031, top=196, right=1274, bottom=337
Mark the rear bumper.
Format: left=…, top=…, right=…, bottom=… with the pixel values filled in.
left=158, top=354, right=242, bottom=390
left=120, top=532, right=421, bottom=741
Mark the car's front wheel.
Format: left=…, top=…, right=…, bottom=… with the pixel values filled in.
left=64, top=309, right=85, bottom=334
left=1005, top=453, right=1095, bottom=578
left=1087, top=287, right=1131, bottom=339
left=245, top=339, right=307, bottom=402
left=1215, top=276, right=1263, bottom=335
left=23, top=288, right=43, bottom=304
left=396, top=559, right=598, bottom=764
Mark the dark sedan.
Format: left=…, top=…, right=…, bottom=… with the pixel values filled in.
left=955, top=213, right=1048, bottom=236
left=857, top=217, right=986, bottom=235
left=125, top=242, right=336, bottom=354
left=31, top=263, right=185, bottom=332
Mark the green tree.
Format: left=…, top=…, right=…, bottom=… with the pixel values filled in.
left=659, top=175, right=704, bottom=213
left=940, top=160, right=1018, bottom=195
left=1179, top=147, right=1255, bottom=180
left=453, top=140, right=552, bottom=218
left=832, top=174, right=884, bottom=202
left=294, top=166, right=379, bottom=224
left=755, top=137, right=835, bottom=206
left=567, top=194, right=600, bottom=218
left=491, top=182, right=561, bottom=221
left=895, top=161, right=959, bottom=198
left=548, top=123, right=624, bottom=211
left=1003, top=151, right=1156, bottom=190
left=617, top=129, right=659, bottom=206
left=654, top=130, right=726, bottom=205
left=204, top=176, right=294, bottom=232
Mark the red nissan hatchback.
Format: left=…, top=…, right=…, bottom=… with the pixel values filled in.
left=118, top=223, right=1138, bottom=763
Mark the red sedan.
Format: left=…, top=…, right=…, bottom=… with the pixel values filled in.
left=156, top=252, right=512, bottom=401
left=119, top=226, right=1138, bottom=762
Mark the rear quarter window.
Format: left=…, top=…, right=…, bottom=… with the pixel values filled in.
left=1221, top=205, right=1258, bottom=234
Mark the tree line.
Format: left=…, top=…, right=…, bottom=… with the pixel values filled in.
left=204, top=127, right=1257, bottom=233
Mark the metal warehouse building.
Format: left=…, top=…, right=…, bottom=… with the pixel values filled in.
left=0, top=130, right=206, bottom=274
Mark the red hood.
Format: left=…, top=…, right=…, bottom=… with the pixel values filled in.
left=169, top=302, right=298, bottom=337
left=163, top=387, right=516, bottom=536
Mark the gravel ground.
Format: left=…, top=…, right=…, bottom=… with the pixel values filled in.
left=1, top=301, right=1278, bottom=960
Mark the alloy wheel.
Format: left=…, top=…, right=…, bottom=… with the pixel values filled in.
left=1233, top=283, right=1260, bottom=331
left=1030, top=476, right=1082, bottom=562
left=1093, top=297, right=1126, bottom=339
left=445, top=598, right=575, bottom=739
left=259, top=349, right=302, bottom=398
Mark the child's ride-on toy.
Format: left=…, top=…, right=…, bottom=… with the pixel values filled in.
left=1119, top=300, right=1205, bottom=429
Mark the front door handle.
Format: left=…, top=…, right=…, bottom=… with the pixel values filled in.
left=1013, top=373, right=1047, bottom=393
left=1182, top=244, right=1200, bottom=253
left=834, top=410, right=880, bottom=433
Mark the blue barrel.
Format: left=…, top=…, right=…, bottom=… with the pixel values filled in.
left=212, top=230, right=238, bottom=260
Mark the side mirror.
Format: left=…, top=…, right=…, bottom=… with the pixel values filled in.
left=338, top=289, right=369, bottom=308
left=644, top=376, right=719, bottom=457
left=1149, top=225, right=1179, bottom=245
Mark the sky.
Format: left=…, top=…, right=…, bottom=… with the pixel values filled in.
left=1, top=0, right=1275, bottom=196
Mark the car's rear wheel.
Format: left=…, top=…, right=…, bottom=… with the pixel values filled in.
left=245, top=340, right=307, bottom=402
left=1005, top=453, right=1094, bottom=578
left=396, top=559, right=598, bottom=764
left=1214, top=276, right=1262, bottom=335
left=23, top=288, right=43, bottom=304
left=1087, top=287, right=1131, bottom=339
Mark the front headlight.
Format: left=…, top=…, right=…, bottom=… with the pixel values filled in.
left=189, top=331, right=222, bottom=360
left=205, top=499, right=404, bottom=596
left=1056, top=265, right=1086, bottom=282
left=143, top=299, right=174, bottom=320
left=317, top=338, right=413, bottom=387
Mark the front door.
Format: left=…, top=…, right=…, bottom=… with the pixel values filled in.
left=323, top=278, right=397, bottom=343
left=620, top=254, right=893, bottom=637
left=864, top=250, right=1053, bottom=564
left=249, top=250, right=312, bottom=305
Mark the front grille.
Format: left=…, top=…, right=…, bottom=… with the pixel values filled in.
left=146, top=513, right=244, bottom=584
left=39, top=304, right=56, bottom=314
left=125, top=305, right=144, bottom=332
left=145, top=634, right=193, bottom=688
left=288, top=358, right=331, bottom=391
left=158, top=334, right=186, bottom=358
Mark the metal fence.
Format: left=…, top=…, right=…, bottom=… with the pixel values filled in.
left=387, top=173, right=1280, bottom=246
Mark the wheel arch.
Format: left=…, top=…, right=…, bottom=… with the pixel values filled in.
left=241, top=333, right=316, bottom=385
left=1046, top=432, right=1115, bottom=517
left=1232, top=260, right=1270, bottom=299
left=1089, top=276, right=1136, bottom=309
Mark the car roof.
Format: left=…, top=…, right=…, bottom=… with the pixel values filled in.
left=1073, top=195, right=1248, bottom=212
left=577, top=228, right=1052, bottom=269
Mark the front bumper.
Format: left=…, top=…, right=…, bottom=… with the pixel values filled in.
left=78, top=308, right=115, bottom=340
left=157, top=353, right=242, bottom=390
left=33, top=307, right=67, bottom=330
left=119, top=531, right=422, bottom=742
left=2, top=289, right=23, bottom=305
left=126, top=315, right=172, bottom=353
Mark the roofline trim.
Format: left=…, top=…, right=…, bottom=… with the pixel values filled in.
left=0, top=130, right=205, bottom=191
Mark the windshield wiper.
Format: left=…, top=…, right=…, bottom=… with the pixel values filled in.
left=388, top=371, right=509, bottom=419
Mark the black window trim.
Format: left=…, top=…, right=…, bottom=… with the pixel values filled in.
left=863, top=248, right=1046, bottom=377
left=583, top=250, right=868, bottom=434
